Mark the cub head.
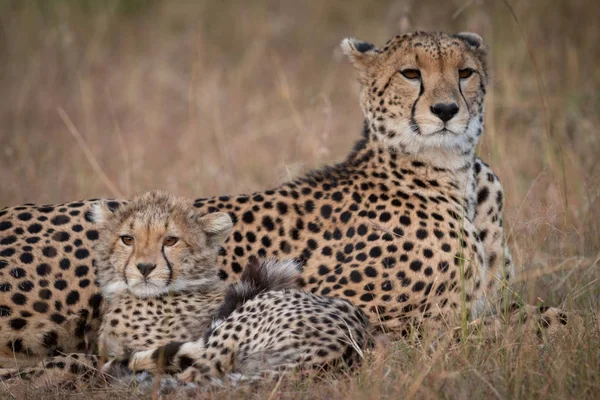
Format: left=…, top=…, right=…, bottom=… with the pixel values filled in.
left=92, top=190, right=232, bottom=298
left=342, top=31, right=488, bottom=169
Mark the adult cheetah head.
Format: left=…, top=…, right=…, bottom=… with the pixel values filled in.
left=91, top=190, right=232, bottom=298
left=342, top=31, right=488, bottom=169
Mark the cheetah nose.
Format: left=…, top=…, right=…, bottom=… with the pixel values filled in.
left=430, top=103, right=459, bottom=122
left=136, top=263, right=156, bottom=278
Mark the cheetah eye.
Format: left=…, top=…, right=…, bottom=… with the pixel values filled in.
left=459, top=68, right=474, bottom=79
left=400, top=69, right=421, bottom=80
left=121, top=236, right=134, bottom=246
left=164, top=237, right=179, bottom=247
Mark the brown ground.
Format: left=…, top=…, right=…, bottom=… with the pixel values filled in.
left=0, top=1, right=598, bottom=399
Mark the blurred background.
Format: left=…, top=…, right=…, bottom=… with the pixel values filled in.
left=0, top=0, right=598, bottom=304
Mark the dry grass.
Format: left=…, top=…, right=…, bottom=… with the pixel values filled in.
left=0, top=0, right=599, bottom=398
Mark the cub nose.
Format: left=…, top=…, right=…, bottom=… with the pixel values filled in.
left=430, top=103, right=459, bottom=122
left=136, top=263, right=156, bottom=278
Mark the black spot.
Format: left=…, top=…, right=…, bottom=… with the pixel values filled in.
left=399, top=215, right=411, bottom=226
left=39, top=289, right=52, bottom=299
left=74, top=248, right=90, bottom=260
left=75, top=265, right=89, bottom=277
left=51, top=215, right=70, bottom=225
left=59, top=258, right=71, bottom=270
left=438, top=261, right=449, bottom=272
left=50, top=313, right=66, bottom=324
left=66, top=291, right=80, bottom=305
left=0, top=236, right=17, bottom=245
left=0, top=221, right=13, bottom=231
left=0, top=305, right=12, bottom=317
left=320, top=205, right=332, bottom=219
left=369, top=247, right=382, bottom=258
left=88, top=293, right=103, bottom=318
left=17, top=212, right=32, bottom=221
left=413, top=179, right=427, bottom=188
left=33, top=302, right=49, bottom=313
left=242, top=211, right=255, bottom=223
left=54, top=280, right=67, bottom=290
left=360, top=293, right=376, bottom=302
left=19, top=253, right=34, bottom=265
left=416, top=229, right=428, bottom=240
left=349, top=271, right=363, bottom=283
left=477, top=187, right=489, bottom=204
left=0, top=248, right=15, bottom=257
left=52, top=231, right=70, bottom=242
left=9, top=318, right=27, bottom=330
left=79, top=279, right=90, bottom=288
left=42, top=246, right=58, bottom=258
left=318, top=265, right=330, bottom=275
left=261, top=216, right=275, bottom=231
left=11, top=293, right=27, bottom=306
left=308, top=222, right=320, bottom=233
left=72, top=224, right=84, bottom=232
left=18, top=281, right=34, bottom=292
left=10, top=267, right=26, bottom=279
left=340, top=211, right=352, bottom=223
left=412, top=281, right=425, bottom=292
left=276, top=202, right=288, bottom=215
left=379, top=212, right=391, bottom=222
left=410, top=260, right=422, bottom=272
left=232, top=262, right=243, bottom=273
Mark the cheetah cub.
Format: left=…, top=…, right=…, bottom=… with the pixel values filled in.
left=94, top=190, right=236, bottom=357
left=0, top=191, right=240, bottom=385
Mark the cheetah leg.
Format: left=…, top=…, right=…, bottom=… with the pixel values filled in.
left=472, top=159, right=584, bottom=340
left=0, top=354, right=100, bottom=388
left=472, top=158, right=514, bottom=315
left=459, top=303, right=584, bottom=344
left=102, top=340, right=208, bottom=377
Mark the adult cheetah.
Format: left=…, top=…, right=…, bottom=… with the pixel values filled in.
left=0, top=31, right=576, bottom=363
left=1, top=191, right=371, bottom=388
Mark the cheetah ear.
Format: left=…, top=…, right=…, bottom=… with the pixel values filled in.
left=455, top=32, right=484, bottom=49
left=198, top=212, right=233, bottom=246
left=341, top=37, right=380, bottom=72
left=89, top=201, right=115, bottom=225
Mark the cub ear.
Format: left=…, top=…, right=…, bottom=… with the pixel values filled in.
left=454, top=32, right=484, bottom=49
left=340, top=37, right=380, bottom=72
left=198, top=212, right=233, bottom=246
left=89, top=201, right=116, bottom=225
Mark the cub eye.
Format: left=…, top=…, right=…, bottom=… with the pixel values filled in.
left=164, top=237, right=179, bottom=247
left=459, top=68, right=474, bottom=79
left=400, top=69, right=420, bottom=80
left=121, top=236, right=134, bottom=246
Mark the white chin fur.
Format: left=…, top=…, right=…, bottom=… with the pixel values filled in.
left=101, top=277, right=216, bottom=299
left=169, top=277, right=217, bottom=293
left=380, top=117, right=481, bottom=170
left=101, top=281, right=129, bottom=298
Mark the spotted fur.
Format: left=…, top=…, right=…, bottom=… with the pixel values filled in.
left=0, top=192, right=371, bottom=389
left=0, top=32, right=578, bottom=369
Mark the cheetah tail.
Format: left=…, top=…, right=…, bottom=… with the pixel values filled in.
left=213, top=257, right=301, bottom=322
